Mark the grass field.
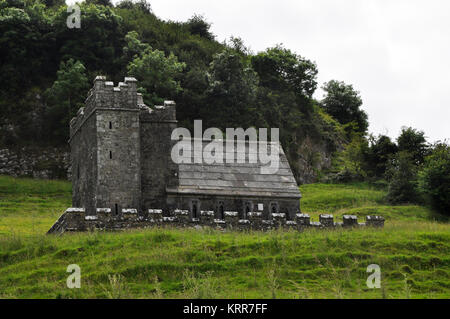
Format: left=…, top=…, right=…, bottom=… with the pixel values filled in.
left=0, top=175, right=449, bottom=298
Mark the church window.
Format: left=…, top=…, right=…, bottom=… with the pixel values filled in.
left=191, top=200, right=199, bottom=218
left=218, top=201, right=224, bottom=219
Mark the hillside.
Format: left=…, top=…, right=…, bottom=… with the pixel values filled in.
left=0, top=0, right=346, bottom=184
left=0, top=175, right=448, bottom=298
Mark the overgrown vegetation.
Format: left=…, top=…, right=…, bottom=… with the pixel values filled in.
left=418, top=143, right=450, bottom=217
left=0, top=175, right=448, bottom=298
left=326, top=123, right=450, bottom=217
left=2, top=1, right=448, bottom=189
left=0, top=0, right=352, bottom=183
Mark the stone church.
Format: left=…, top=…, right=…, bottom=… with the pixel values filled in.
left=69, top=76, right=301, bottom=221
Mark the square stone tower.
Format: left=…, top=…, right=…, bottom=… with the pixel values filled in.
left=69, top=76, right=141, bottom=216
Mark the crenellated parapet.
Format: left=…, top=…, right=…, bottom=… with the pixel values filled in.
left=69, top=76, right=140, bottom=140
left=139, top=100, right=177, bottom=123
left=47, top=207, right=385, bottom=234
left=90, top=76, right=138, bottom=111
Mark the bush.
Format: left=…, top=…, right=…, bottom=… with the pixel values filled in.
left=386, top=151, right=419, bottom=204
left=418, top=143, right=450, bottom=216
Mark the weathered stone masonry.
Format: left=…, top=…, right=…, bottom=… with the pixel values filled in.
left=48, top=76, right=384, bottom=233
left=47, top=208, right=384, bottom=233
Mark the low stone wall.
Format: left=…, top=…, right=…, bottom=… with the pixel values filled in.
left=47, top=208, right=385, bottom=234
left=0, top=147, right=70, bottom=179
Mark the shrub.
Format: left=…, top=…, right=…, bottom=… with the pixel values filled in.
left=386, top=151, right=419, bottom=204
left=418, top=142, right=450, bottom=216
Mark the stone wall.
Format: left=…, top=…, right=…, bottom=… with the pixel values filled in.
left=0, top=147, right=70, bottom=179
left=140, top=101, right=179, bottom=211
left=47, top=208, right=384, bottom=234
left=166, top=194, right=300, bottom=221
left=70, top=76, right=142, bottom=215
left=95, top=108, right=141, bottom=215
left=70, top=109, right=97, bottom=214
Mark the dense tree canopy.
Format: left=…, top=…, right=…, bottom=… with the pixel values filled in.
left=366, top=134, right=398, bottom=178
left=397, top=127, right=429, bottom=165
left=8, top=1, right=439, bottom=189
left=186, top=14, right=214, bottom=41
left=203, top=48, right=258, bottom=129
left=1, top=0, right=447, bottom=193
left=418, top=142, right=450, bottom=216
left=0, top=1, right=345, bottom=175
left=44, top=59, right=89, bottom=144
left=386, top=151, right=420, bottom=204
left=321, top=80, right=368, bottom=135
left=125, top=31, right=186, bottom=106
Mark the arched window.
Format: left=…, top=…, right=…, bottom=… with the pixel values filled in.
left=192, top=204, right=197, bottom=218
left=270, top=202, right=278, bottom=216
left=109, top=121, right=112, bottom=129
left=191, top=200, right=199, bottom=218
left=244, top=201, right=252, bottom=219
left=217, top=201, right=224, bottom=219
left=115, top=203, right=119, bottom=216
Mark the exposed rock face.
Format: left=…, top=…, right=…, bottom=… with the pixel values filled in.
left=0, top=147, right=70, bottom=179
left=293, top=135, right=343, bottom=185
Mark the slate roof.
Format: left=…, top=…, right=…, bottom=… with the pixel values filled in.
left=166, top=139, right=301, bottom=199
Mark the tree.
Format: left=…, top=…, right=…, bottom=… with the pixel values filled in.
left=53, top=2, right=124, bottom=78
left=331, top=134, right=370, bottom=182
left=42, top=0, right=65, bottom=7
left=177, top=66, right=209, bottom=131
left=251, top=45, right=318, bottom=101
left=418, top=142, right=450, bottom=216
left=397, top=127, right=429, bottom=165
left=186, top=14, right=214, bottom=41
left=116, top=0, right=152, bottom=14
left=203, top=48, right=259, bottom=129
left=44, top=59, right=89, bottom=144
left=85, top=0, right=113, bottom=7
left=321, top=80, right=368, bottom=135
left=386, top=151, right=419, bottom=204
left=367, top=134, right=398, bottom=178
left=125, top=31, right=186, bottom=106
left=251, top=45, right=319, bottom=163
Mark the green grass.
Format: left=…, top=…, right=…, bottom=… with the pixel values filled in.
left=300, top=182, right=432, bottom=221
left=0, top=175, right=449, bottom=299
left=0, top=175, right=71, bottom=236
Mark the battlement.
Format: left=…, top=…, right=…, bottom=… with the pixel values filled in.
left=140, top=100, right=177, bottom=123
left=47, top=207, right=385, bottom=234
left=70, top=76, right=141, bottom=139
left=69, top=76, right=177, bottom=140
left=91, top=75, right=138, bottom=110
